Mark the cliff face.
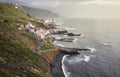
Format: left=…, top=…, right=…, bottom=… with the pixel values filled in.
left=22, top=6, right=59, bottom=18
left=0, top=2, right=57, bottom=77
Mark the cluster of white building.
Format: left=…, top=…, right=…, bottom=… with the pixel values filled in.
left=18, top=22, right=50, bottom=39
left=34, top=27, right=50, bottom=39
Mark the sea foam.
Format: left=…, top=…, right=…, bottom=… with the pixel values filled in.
left=102, top=42, right=109, bottom=46
left=53, top=40, right=65, bottom=47
left=56, top=43, right=65, bottom=47
left=79, top=34, right=84, bottom=37
left=62, top=55, right=71, bottom=77
left=84, top=55, right=90, bottom=62
left=65, top=28, right=76, bottom=30
left=67, top=55, right=91, bottom=64
left=86, top=47, right=96, bottom=53
left=73, top=38, right=78, bottom=42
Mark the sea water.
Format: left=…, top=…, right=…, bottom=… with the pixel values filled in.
left=52, top=18, right=120, bottom=77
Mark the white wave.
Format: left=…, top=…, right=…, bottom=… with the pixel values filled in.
left=65, top=28, right=76, bottom=30
left=55, top=21, right=64, bottom=25
left=102, top=42, right=109, bottom=46
left=86, top=47, right=96, bottom=53
left=84, top=55, right=90, bottom=62
left=54, top=36, right=61, bottom=39
left=79, top=34, right=84, bottom=37
left=53, top=40, right=65, bottom=47
left=67, top=55, right=91, bottom=64
left=89, top=55, right=97, bottom=58
left=56, top=43, right=65, bottom=47
left=73, top=38, right=78, bottom=42
left=62, top=55, right=71, bottom=77
left=53, top=41, right=57, bottom=43
left=51, top=35, right=56, bottom=37
left=61, top=55, right=96, bottom=77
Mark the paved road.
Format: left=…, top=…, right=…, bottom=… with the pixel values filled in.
left=34, top=39, right=45, bottom=51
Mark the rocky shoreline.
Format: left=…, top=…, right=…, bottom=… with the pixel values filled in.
left=50, top=52, right=65, bottom=77
left=49, top=26, right=92, bottom=77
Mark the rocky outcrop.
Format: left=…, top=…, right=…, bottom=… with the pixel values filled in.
left=59, top=47, right=91, bottom=54
left=54, top=38, right=75, bottom=42
left=59, top=47, right=80, bottom=54
left=53, top=30, right=68, bottom=34
left=67, top=33, right=81, bottom=36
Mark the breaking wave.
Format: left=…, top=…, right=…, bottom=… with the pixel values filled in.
left=86, top=47, right=96, bottom=53
left=64, top=28, right=76, bottom=30
left=61, top=54, right=97, bottom=77
left=67, top=55, right=91, bottom=64
left=53, top=41, right=65, bottom=47
left=62, top=55, right=71, bottom=77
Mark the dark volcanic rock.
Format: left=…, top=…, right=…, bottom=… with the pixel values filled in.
left=54, top=38, right=75, bottom=42
left=78, top=48, right=91, bottom=51
left=67, top=33, right=81, bottom=36
left=50, top=52, right=65, bottom=77
left=50, top=47, right=91, bottom=77
left=59, top=47, right=80, bottom=54
left=59, top=47, right=91, bottom=54
left=53, top=30, right=68, bottom=34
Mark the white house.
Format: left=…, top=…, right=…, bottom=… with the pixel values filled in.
left=25, top=22, right=35, bottom=33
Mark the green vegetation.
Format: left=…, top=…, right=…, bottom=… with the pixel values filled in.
left=39, top=37, right=55, bottom=50
left=0, top=2, right=52, bottom=77
left=0, top=3, right=28, bottom=23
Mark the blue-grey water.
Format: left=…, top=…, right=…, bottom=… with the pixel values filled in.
left=52, top=18, right=120, bottom=77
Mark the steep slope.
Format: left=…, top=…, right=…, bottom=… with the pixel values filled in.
left=0, top=2, right=52, bottom=77
left=23, top=6, right=59, bottom=18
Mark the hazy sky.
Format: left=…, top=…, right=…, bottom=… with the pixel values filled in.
left=1, top=0, right=120, bottom=18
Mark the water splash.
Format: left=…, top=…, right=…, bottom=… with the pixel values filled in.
left=73, top=38, right=78, bottom=42
left=86, top=47, right=96, bottom=53
left=79, top=34, right=84, bottom=37
left=68, top=55, right=91, bottom=63
left=84, top=55, right=90, bottom=62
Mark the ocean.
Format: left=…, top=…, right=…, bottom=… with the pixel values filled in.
left=51, top=18, right=120, bottom=77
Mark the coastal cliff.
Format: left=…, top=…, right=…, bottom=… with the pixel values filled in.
left=0, top=2, right=58, bottom=77
left=22, top=6, right=59, bottom=18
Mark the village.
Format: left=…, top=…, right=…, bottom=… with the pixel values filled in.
left=18, top=19, right=56, bottom=39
